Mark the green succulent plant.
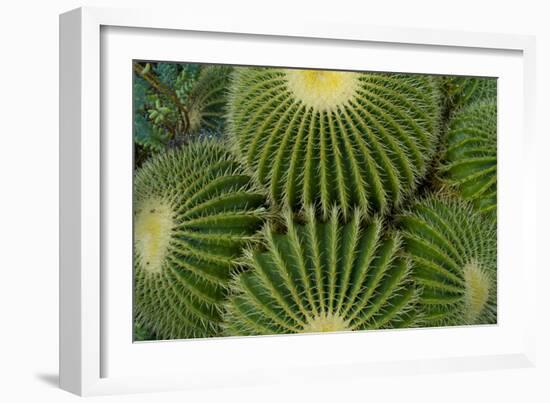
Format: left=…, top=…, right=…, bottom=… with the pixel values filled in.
left=228, top=67, right=441, bottom=219
left=439, top=100, right=497, bottom=215
left=133, top=321, right=158, bottom=341
left=133, top=140, right=267, bottom=339
left=398, top=195, right=496, bottom=326
left=187, top=65, right=233, bottom=135
left=224, top=207, right=419, bottom=336
left=440, top=76, right=497, bottom=111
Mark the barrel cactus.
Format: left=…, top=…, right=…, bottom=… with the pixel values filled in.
left=187, top=65, right=233, bottom=135
left=133, top=140, right=267, bottom=339
left=228, top=67, right=441, bottom=219
left=398, top=196, right=496, bottom=326
left=439, top=100, right=497, bottom=215
left=440, top=76, right=497, bottom=111
left=224, top=207, right=419, bottom=336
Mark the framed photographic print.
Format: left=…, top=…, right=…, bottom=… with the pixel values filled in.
left=59, top=6, right=537, bottom=396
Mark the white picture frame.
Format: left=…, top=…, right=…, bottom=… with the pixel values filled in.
left=59, top=6, right=537, bottom=396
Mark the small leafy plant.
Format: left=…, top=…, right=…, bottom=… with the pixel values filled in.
left=133, top=62, right=232, bottom=167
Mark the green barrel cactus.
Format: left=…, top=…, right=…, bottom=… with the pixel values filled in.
left=228, top=67, right=441, bottom=219
left=440, top=76, right=497, bottom=111
left=439, top=100, right=497, bottom=214
left=187, top=65, right=233, bottom=135
left=398, top=196, right=496, bottom=326
left=224, top=207, right=419, bottom=336
left=133, top=140, right=267, bottom=339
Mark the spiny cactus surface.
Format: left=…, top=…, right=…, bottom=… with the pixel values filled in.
left=398, top=196, right=496, bottom=326
left=441, top=76, right=497, bottom=111
left=440, top=100, right=497, bottom=214
left=224, top=208, right=419, bottom=336
left=228, top=68, right=441, bottom=219
left=133, top=141, right=267, bottom=339
left=188, top=65, right=233, bottom=135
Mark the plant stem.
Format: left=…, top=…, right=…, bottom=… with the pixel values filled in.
left=133, top=62, right=190, bottom=134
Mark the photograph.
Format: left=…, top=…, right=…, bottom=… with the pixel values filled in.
left=132, top=62, right=498, bottom=341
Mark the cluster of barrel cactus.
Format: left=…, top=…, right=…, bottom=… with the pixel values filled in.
left=133, top=63, right=497, bottom=340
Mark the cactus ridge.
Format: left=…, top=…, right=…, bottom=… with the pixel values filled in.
left=398, top=195, right=496, bottom=326
left=134, top=140, right=267, bottom=339
left=224, top=207, right=420, bottom=336
left=227, top=68, right=441, bottom=219
left=440, top=100, right=497, bottom=214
